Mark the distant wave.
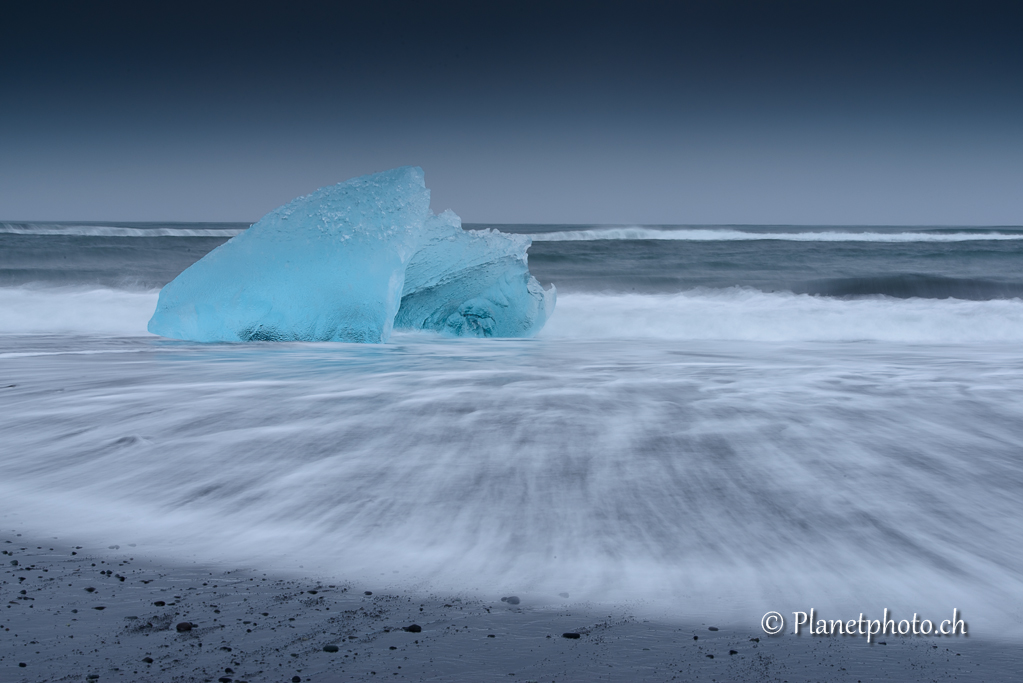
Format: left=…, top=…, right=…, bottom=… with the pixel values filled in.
left=0, top=223, right=246, bottom=237
left=527, top=227, right=1023, bottom=242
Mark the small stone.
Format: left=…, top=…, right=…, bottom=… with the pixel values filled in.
left=487, top=634, right=496, bottom=638
left=693, top=635, right=698, bottom=640
left=708, top=626, right=719, bottom=631
left=175, top=622, right=193, bottom=632
left=10, top=560, right=17, bottom=566
left=323, top=644, right=339, bottom=653
left=93, top=606, right=106, bottom=610
left=292, top=677, right=302, bottom=683
left=729, top=650, right=738, bottom=655
left=307, top=590, right=318, bottom=594
left=706, top=654, right=714, bottom=659
left=364, top=591, right=372, bottom=595
left=562, top=632, right=581, bottom=639
left=142, top=657, right=153, bottom=663
left=18, top=662, right=27, bottom=667
left=85, top=587, right=96, bottom=592
left=505, top=596, right=520, bottom=605
left=403, top=624, right=422, bottom=633
left=218, top=678, right=232, bottom=683
left=153, top=601, right=165, bottom=606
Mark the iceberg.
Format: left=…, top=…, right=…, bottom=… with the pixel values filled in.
left=147, top=167, right=555, bottom=343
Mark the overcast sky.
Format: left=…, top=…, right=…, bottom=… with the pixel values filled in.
left=2, top=1, right=1021, bottom=224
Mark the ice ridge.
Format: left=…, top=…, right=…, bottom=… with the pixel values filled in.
left=147, top=167, right=555, bottom=342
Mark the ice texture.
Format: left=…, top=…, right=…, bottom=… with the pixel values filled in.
left=148, top=167, right=555, bottom=342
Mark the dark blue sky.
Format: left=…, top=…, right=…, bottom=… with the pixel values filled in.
left=2, top=1, right=1021, bottom=224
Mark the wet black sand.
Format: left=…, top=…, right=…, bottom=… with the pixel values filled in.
left=1, top=530, right=1016, bottom=682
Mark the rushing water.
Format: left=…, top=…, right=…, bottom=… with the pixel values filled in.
left=2, top=223, right=1022, bottom=635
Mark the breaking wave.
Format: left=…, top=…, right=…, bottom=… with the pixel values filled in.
left=0, top=222, right=246, bottom=237
left=4, top=285, right=1023, bottom=343
left=527, top=227, right=1023, bottom=242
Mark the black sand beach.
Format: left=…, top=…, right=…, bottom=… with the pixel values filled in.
left=2, top=529, right=1014, bottom=682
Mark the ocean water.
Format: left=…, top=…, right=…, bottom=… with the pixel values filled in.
left=2, top=223, right=1023, bottom=635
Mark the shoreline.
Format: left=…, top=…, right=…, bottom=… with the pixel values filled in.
left=2, top=529, right=1016, bottom=682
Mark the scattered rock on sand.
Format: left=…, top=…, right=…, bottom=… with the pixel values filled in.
left=175, top=622, right=193, bottom=632
left=562, top=632, right=581, bottom=639
left=403, top=624, right=422, bottom=633
left=323, top=644, right=339, bottom=653
left=501, top=596, right=521, bottom=605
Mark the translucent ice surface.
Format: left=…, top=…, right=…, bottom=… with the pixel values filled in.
left=148, top=167, right=554, bottom=342
left=394, top=210, right=555, bottom=338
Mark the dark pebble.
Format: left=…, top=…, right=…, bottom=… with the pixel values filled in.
left=364, top=591, right=372, bottom=595
left=307, top=590, right=318, bottom=594
left=749, top=637, right=759, bottom=642
left=693, top=635, right=698, bottom=640
left=10, top=560, right=17, bottom=566
left=403, top=624, right=422, bottom=633
left=142, top=657, right=153, bottom=663
left=389, top=646, right=397, bottom=650
left=85, top=587, right=95, bottom=592
left=219, top=679, right=232, bottom=683
left=487, top=634, right=496, bottom=638
left=323, top=644, right=339, bottom=653
left=708, top=626, right=719, bottom=631
left=706, top=654, right=714, bottom=659
left=505, top=596, right=520, bottom=605
left=19, top=662, right=27, bottom=667
left=729, top=650, right=738, bottom=655
left=562, top=632, right=581, bottom=639
left=175, top=622, right=193, bottom=632
left=87, top=676, right=99, bottom=680
left=292, top=677, right=302, bottom=683
left=879, top=641, right=886, bottom=645
left=153, top=601, right=165, bottom=606
left=93, top=606, right=106, bottom=610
